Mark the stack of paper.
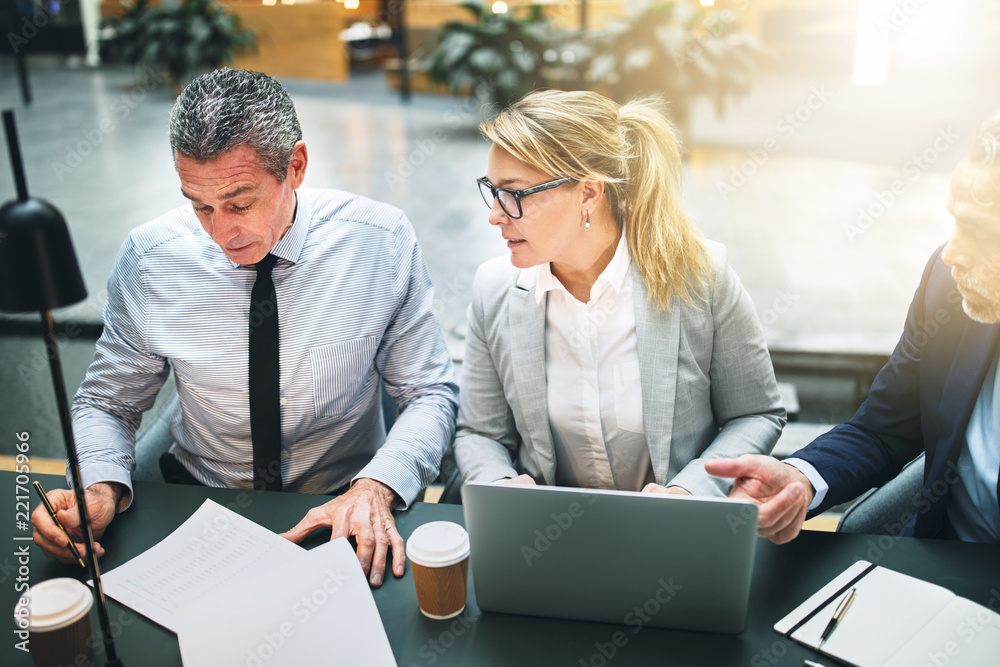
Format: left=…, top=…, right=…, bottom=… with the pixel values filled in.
left=99, top=500, right=396, bottom=666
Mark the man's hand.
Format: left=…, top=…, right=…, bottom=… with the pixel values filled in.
left=280, top=478, right=403, bottom=587
left=641, top=483, right=692, bottom=496
left=31, top=483, right=121, bottom=564
left=704, top=455, right=814, bottom=545
left=501, top=474, right=536, bottom=486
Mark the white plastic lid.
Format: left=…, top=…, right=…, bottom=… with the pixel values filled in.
left=14, top=578, right=93, bottom=631
left=406, top=521, right=470, bottom=568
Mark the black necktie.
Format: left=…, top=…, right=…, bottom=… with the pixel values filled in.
left=249, top=253, right=282, bottom=491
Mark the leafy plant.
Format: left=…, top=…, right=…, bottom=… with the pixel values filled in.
left=584, top=1, right=772, bottom=130
left=417, top=0, right=770, bottom=135
left=101, top=0, right=256, bottom=86
left=418, top=2, right=562, bottom=111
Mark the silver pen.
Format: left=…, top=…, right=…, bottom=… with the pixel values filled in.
left=819, top=587, right=856, bottom=646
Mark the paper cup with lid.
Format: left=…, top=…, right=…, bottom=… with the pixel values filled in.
left=406, top=521, right=470, bottom=619
left=13, top=577, right=95, bottom=667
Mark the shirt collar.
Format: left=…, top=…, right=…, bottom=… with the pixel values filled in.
left=534, top=234, right=631, bottom=304
left=534, top=262, right=560, bottom=302
left=228, top=191, right=310, bottom=268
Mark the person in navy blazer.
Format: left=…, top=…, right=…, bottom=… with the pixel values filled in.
left=708, top=109, right=1000, bottom=544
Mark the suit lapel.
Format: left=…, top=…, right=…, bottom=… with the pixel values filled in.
left=508, top=271, right=557, bottom=484
left=633, top=271, right=681, bottom=485
left=926, top=319, right=1000, bottom=534
left=939, top=320, right=1000, bottom=463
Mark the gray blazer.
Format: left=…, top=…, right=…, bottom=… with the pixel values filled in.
left=454, top=241, right=785, bottom=497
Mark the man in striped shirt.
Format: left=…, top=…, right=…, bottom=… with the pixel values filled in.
left=31, top=68, right=459, bottom=587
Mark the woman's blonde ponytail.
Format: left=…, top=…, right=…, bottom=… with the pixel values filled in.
left=617, top=99, right=711, bottom=308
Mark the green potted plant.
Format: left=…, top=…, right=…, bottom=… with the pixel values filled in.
left=101, top=0, right=256, bottom=90
left=418, top=2, right=563, bottom=113
left=583, top=1, right=772, bottom=139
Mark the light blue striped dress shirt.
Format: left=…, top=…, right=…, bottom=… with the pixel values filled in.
left=72, top=188, right=458, bottom=508
left=948, top=356, right=1000, bottom=542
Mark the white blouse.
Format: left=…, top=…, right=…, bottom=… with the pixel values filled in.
left=537, top=236, right=654, bottom=491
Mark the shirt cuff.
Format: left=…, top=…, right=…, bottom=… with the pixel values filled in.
left=782, top=458, right=828, bottom=511
left=75, top=463, right=135, bottom=512
left=468, top=463, right=521, bottom=485
left=353, top=459, right=420, bottom=510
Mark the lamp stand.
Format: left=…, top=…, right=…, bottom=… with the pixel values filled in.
left=41, top=309, right=124, bottom=667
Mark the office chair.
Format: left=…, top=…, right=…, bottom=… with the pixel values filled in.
left=836, top=453, right=925, bottom=536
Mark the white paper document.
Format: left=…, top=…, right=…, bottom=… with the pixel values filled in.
left=100, top=499, right=395, bottom=665
left=100, top=499, right=304, bottom=631
left=175, top=538, right=396, bottom=667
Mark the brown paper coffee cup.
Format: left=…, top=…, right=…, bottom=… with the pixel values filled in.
left=14, top=578, right=95, bottom=667
left=406, top=521, right=470, bottom=620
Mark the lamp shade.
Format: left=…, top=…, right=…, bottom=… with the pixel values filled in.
left=0, top=197, right=87, bottom=313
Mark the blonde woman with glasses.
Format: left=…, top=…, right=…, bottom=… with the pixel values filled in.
left=454, top=89, right=785, bottom=496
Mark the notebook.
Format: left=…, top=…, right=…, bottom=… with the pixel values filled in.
left=462, top=481, right=759, bottom=633
left=774, top=560, right=1000, bottom=667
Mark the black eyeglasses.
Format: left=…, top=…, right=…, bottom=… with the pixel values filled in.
left=476, top=176, right=572, bottom=219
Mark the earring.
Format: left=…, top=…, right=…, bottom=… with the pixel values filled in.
left=585, top=211, right=591, bottom=229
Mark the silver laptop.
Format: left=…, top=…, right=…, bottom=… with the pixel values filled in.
left=462, top=482, right=759, bottom=633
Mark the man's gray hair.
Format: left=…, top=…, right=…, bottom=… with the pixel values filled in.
left=169, top=68, right=302, bottom=181
left=971, top=108, right=1000, bottom=166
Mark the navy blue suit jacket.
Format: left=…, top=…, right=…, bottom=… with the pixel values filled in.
left=794, top=247, right=1000, bottom=537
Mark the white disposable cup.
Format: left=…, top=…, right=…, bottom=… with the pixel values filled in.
left=406, top=521, right=471, bottom=619
left=14, top=578, right=95, bottom=667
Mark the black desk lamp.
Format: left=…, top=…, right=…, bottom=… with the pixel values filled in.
left=0, top=109, right=125, bottom=667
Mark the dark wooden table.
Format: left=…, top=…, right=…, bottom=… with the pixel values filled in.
left=4, top=471, right=999, bottom=666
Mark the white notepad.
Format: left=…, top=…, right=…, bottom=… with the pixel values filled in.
left=775, top=561, right=1000, bottom=667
